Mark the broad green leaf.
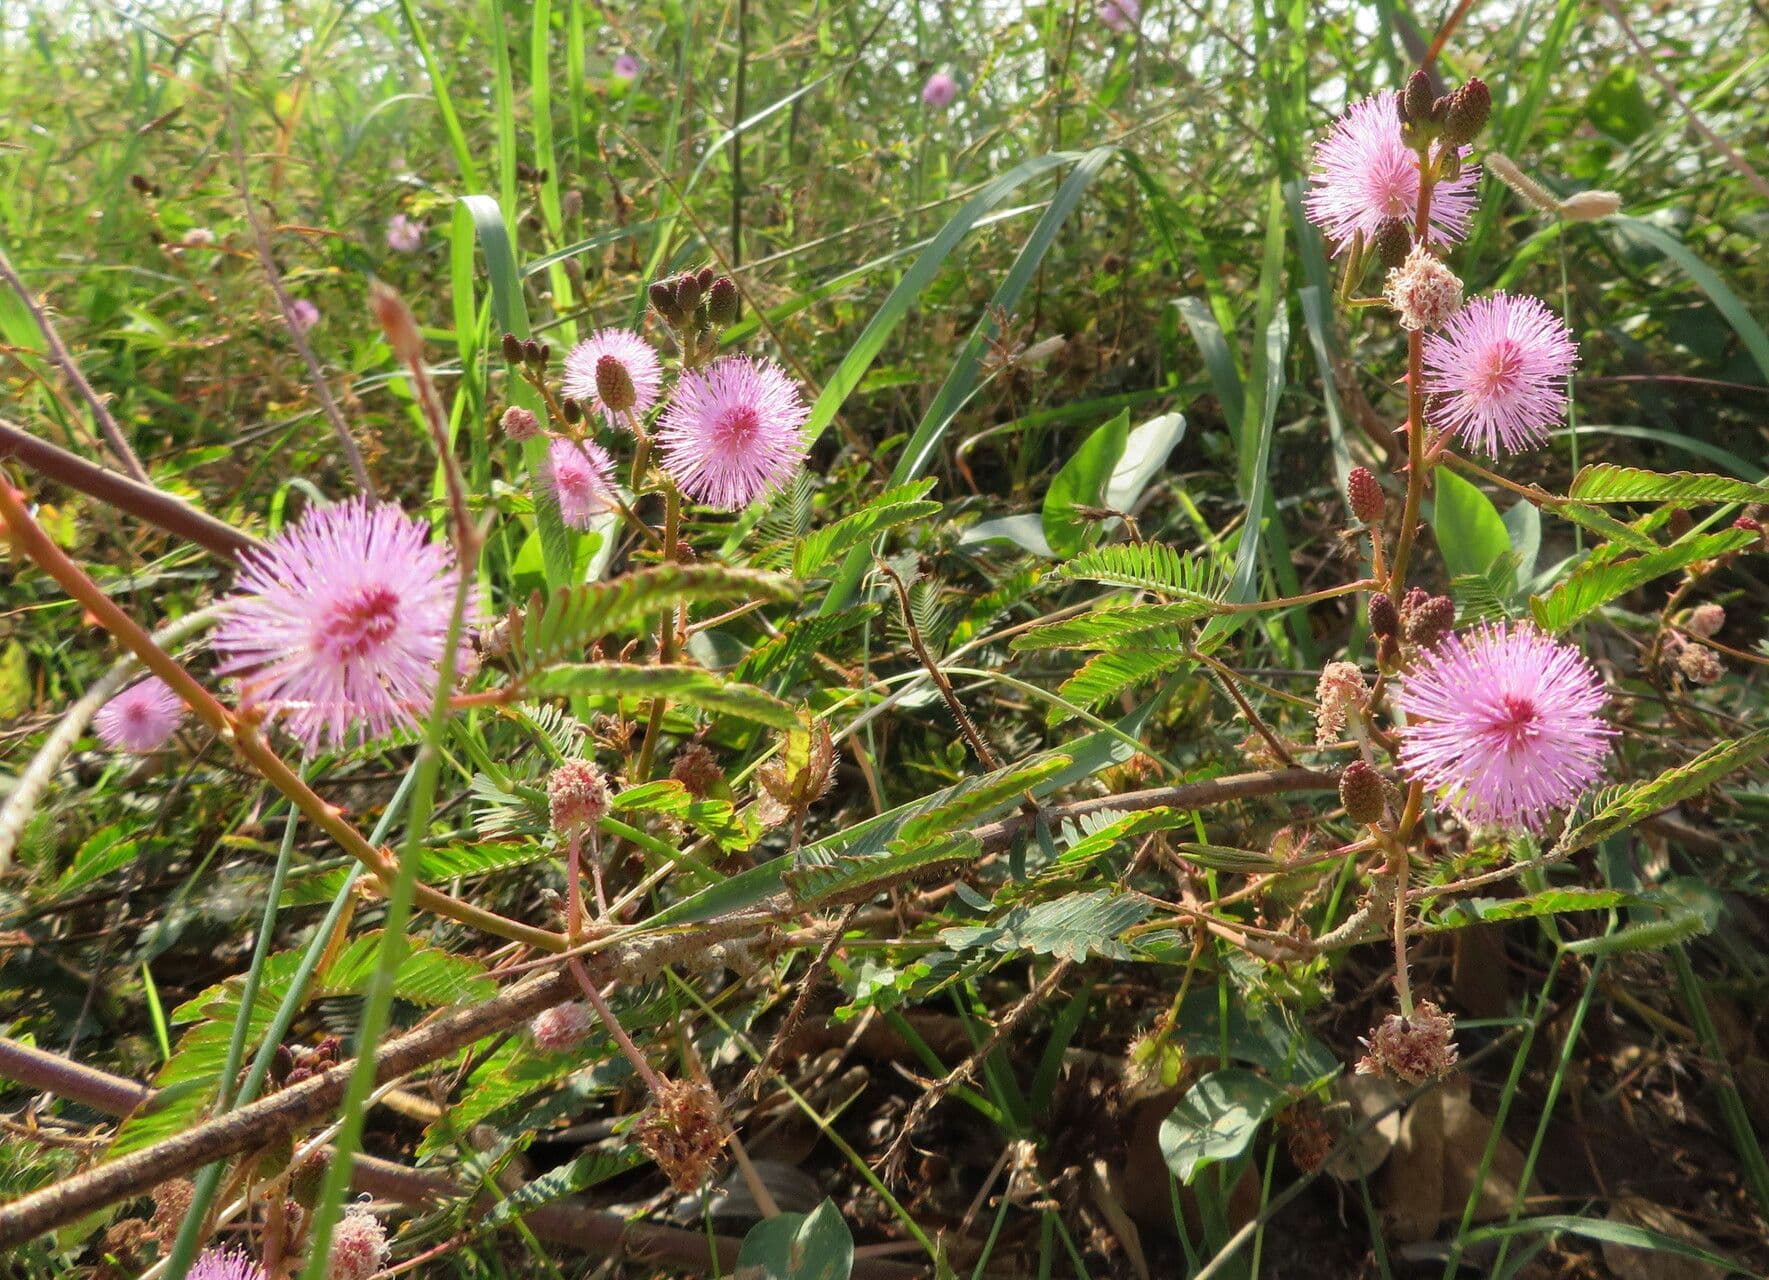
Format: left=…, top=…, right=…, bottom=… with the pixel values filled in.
left=1105, top=412, right=1187, bottom=511
left=1606, top=216, right=1769, bottom=384
left=1432, top=468, right=1512, bottom=582
left=1043, top=410, right=1129, bottom=557
left=1158, top=1068, right=1289, bottom=1184
left=1585, top=66, right=1652, bottom=142
left=736, top=1199, right=855, bottom=1280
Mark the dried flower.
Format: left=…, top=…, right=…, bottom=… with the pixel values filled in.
left=921, top=72, right=958, bottom=109
left=545, top=438, right=619, bottom=530
left=180, top=227, right=217, bottom=249
left=499, top=405, right=542, bottom=442
left=1303, top=93, right=1480, bottom=255
left=1396, top=623, right=1613, bottom=831
left=149, top=1178, right=196, bottom=1247
left=327, top=1205, right=390, bottom=1280
left=1684, top=603, right=1725, bottom=639
left=189, top=1247, right=267, bottom=1280
left=1383, top=244, right=1463, bottom=332
left=548, top=759, right=611, bottom=836
left=385, top=214, right=423, bottom=252
left=1099, top=0, right=1140, bottom=32
left=94, top=676, right=186, bottom=752
left=1421, top=292, right=1578, bottom=455
left=560, top=328, right=663, bottom=427
left=212, top=499, right=474, bottom=753
left=1356, top=1000, right=1459, bottom=1085
left=1676, top=643, right=1724, bottom=685
left=1339, top=761, right=1386, bottom=825
left=755, top=721, right=839, bottom=825
left=530, top=1001, right=595, bottom=1052
left=669, top=741, right=725, bottom=798
left=289, top=299, right=321, bottom=334
left=636, top=1077, right=728, bottom=1192
left=1315, top=661, right=1369, bottom=746
left=1559, top=189, right=1622, bottom=222
left=656, top=355, right=809, bottom=510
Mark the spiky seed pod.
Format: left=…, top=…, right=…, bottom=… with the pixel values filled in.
left=1439, top=78, right=1491, bottom=147
left=1347, top=466, right=1385, bottom=523
left=1339, top=761, right=1386, bottom=825
left=670, top=742, right=725, bottom=798
left=1368, top=592, right=1400, bottom=640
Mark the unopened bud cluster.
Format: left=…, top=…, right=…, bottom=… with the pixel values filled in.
left=649, top=266, right=740, bottom=367
left=1397, top=72, right=1490, bottom=157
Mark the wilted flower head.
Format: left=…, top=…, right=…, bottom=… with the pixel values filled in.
left=920, top=72, right=958, bottom=109
left=385, top=213, right=423, bottom=252
left=1396, top=623, right=1612, bottom=831
left=656, top=355, right=809, bottom=509
left=545, top=438, right=618, bottom=530
left=531, top=1001, right=595, bottom=1052
left=636, top=1077, right=727, bottom=1192
left=548, top=758, right=611, bottom=836
left=560, top=328, right=662, bottom=426
left=1303, top=93, right=1480, bottom=255
left=1676, top=642, right=1724, bottom=685
left=1099, top=0, right=1140, bottom=31
left=499, top=405, right=542, bottom=442
left=1356, top=1000, right=1458, bottom=1085
left=327, top=1205, right=390, bottom=1280
left=189, top=1247, right=267, bottom=1280
left=94, top=676, right=186, bottom=752
left=150, top=1178, right=196, bottom=1247
left=1421, top=292, right=1578, bottom=455
left=1383, top=243, right=1463, bottom=332
left=289, top=299, right=321, bottom=334
left=612, top=53, right=640, bottom=80
left=1315, top=661, right=1369, bottom=746
left=755, top=721, right=839, bottom=827
left=211, top=498, right=474, bottom=753
left=669, top=741, right=725, bottom=798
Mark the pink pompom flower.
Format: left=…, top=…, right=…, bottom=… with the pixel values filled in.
left=1303, top=93, right=1480, bottom=255
left=94, top=676, right=186, bottom=753
left=385, top=213, right=423, bottom=252
left=1099, top=0, right=1140, bottom=33
left=560, top=328, right=663, bottom=426
left=189, top=1247, right=267, bottom=1280
left=921, top=72, right=958, bottom=109
left=211, top=498, right=474, bottom=753
left=327, top=1205, right=390, bottom=1280
left=1397, top=623, right=1612, bottom=831
left=612, top=54, right=640, bottom=80
left=656, top=355, right=809, bottom=510
left=545, top=438, right=619, bottom=529
left=1421, top=291, right=1578, bottom=455
left=289, top=299, right=321, bottom=334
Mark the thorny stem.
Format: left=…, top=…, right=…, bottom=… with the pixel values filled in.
left=1389, top=837, right=1414, bottom=1017
left=1190, top=648, right=1296, bottom=766
left=876, top=559, right=1002, bottom=773
left=1382, top=148, right=1439, bottom=596
left=633, top=484, right=683, bottom=783
left=0, top=476, right=565, bottom=955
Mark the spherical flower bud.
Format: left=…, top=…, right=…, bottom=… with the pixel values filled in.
left=648, top=280, right=683, bottom=326
left=562, top=329, right=662, bottom=426
left=669, top=741, right=725, bottom=798
left=1372, top=219, right=1413, bottom=271
left=561, top=396, right=583, bottom=425
left=1383, top=244, right=1463, bottom=332
left=1400, top=71, right=1436, bottom=131
left=547, top=759, right=610, bottom=836
left=1339, top=761, right=1387, bottom=825
left=706, top=276, right=739, bottom=329
left=1403, top=594, right=1455, bottom=649
left=499, top=406, right=542, bottom=442
left=1356, top=1000, right=1458, bottom=1085
left=637, top=1077, right=728, bottom=1192
left=1347, top=466, right=1385, bottom=523
left=1368, top=592, right=1400, bottom=640
left=595, top=354, right=637, bottom=413
left=501, top=332, right=525, bottom=363
left=1439, top=77, right=1490, bottom=146
left=1315, top=660, right=1369, bottom=746
left=530, top=1001, right=595, bottom=1052
left=1677, top=644, right=1724, bottom=685
left=1685, top=603, right=1725, bottom=639
left=326, top=1205, right=389, bottom=1280
left=1559, top=189, right=1621, bottom=222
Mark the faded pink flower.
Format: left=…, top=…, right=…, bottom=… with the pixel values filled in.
left=531, top=1001, right=595, bottom=1052
left=1397, top=623, right=1612, bottom=831
left=612, top=54, right=641, bottom=80
left=211, top=499, right=474, bottom=753
left=547, top=758, right=611, bottom=836
left=1303, top=93, right=1480, bottom=255
left=1421, top=292, right=1578, bottom=455
left=921, top=72, right=958, bottom=109
left=560, top=328, right=663, bottom=426
left=327, top=1205, right=390, bottom=1280
left=289, top=299, right=321, bottom=334
left=656, top=355, right=808, bottom=510
left=94, top=676, right=186, bottom=753
left=385, top=213, right=423, bottom=252
left=189, top=1247, right=267, bottom=1280
left=1099, top=0, right=1140, bottom=32
left=1384, top=244, right=1463, bottom=332
left=545, top=438, right=618, bottom=529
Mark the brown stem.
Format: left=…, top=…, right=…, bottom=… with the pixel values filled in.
left=877, top=560, right=1002, bottom=773
left=0, top=416, right=261, bottom=562
left=1422, top=0, right=1477, bottom=72
left=1191, top=648, right=1297, bottom=766
left=0, top=244, right=150, bottom=482
left=1382, top=152, right=1439, bottom=596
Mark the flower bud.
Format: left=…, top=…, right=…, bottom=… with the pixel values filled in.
left=1403, top=594, right=1455, bottom=648
left=1347, top=466, right=1385, bottom=523
left=522, top=337, right=544, bottom=366
left=1439, top=77, right=1490, bottom=147
left=595, top=353, right=637, bottom=412
left=1667, top=507, right=1694, bottom=539
left=1372, top=219, right=1413, bottom=272
left=673, top=271, right=704, bottom=318
left=1559, top=189, right=1622, bottom=222
left=530, top=1001, right=595, bottom=1052
left=649, top=280, right=683, bottom=325
left=1402, top=71, right=1436, bottom=134
left=561, top=395, right=583, bottom=425
left=1339, top=761, right=1386, bottom=825
left=707, top=276, right=739, bottom=329
left=1685, top=603, right=1725, bottom=639
left=1368, top=592, right=1400, bottom=639
left=500, top=406, right=542, bottom=442
left=501, top=332, right=524, bottom=363
left=695, top=265, right=717, bottom=292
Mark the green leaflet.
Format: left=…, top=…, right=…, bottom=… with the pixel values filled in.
left=524, top=663, right=801, bottom=730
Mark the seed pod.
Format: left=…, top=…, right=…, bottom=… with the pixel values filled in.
left=1368, top=592, right=1400, bottom=640
left=1347, top=466, right=1385, bottom=523
left=1440, top=77, right=1491, bottom=147
left=1339, top=761, right=1386, bottom=825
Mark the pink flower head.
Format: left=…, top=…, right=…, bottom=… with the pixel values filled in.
left=211, top=498, right=474, bottom=753
left=1397, top=623, right=1612, bottom=831
left=1099, top=0, right=1141, bottom=32
left=94, top=676, right=186, bottom=753
left=1421, top=291, right=1578, bottom=455
left=385, top=213, right=423, bottom=252
left=560, top=328, right=663, bottom=426
left=545, top=438, right=619, bottom=529
left=327, top=1205, right=390, bottom=1280
left=190, top=1248, right=267, bottom=1280
left=612, top=54, right=641, bottom=80
left=1303, top=93, right=1480, bottom=255
left=656, top=355, right=809, bottom=510
left=921, top=72, right=958, bottom=109
left=531, top=1001, right=595, bottom=1052
left=289, top=299, right=321, bottom=334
